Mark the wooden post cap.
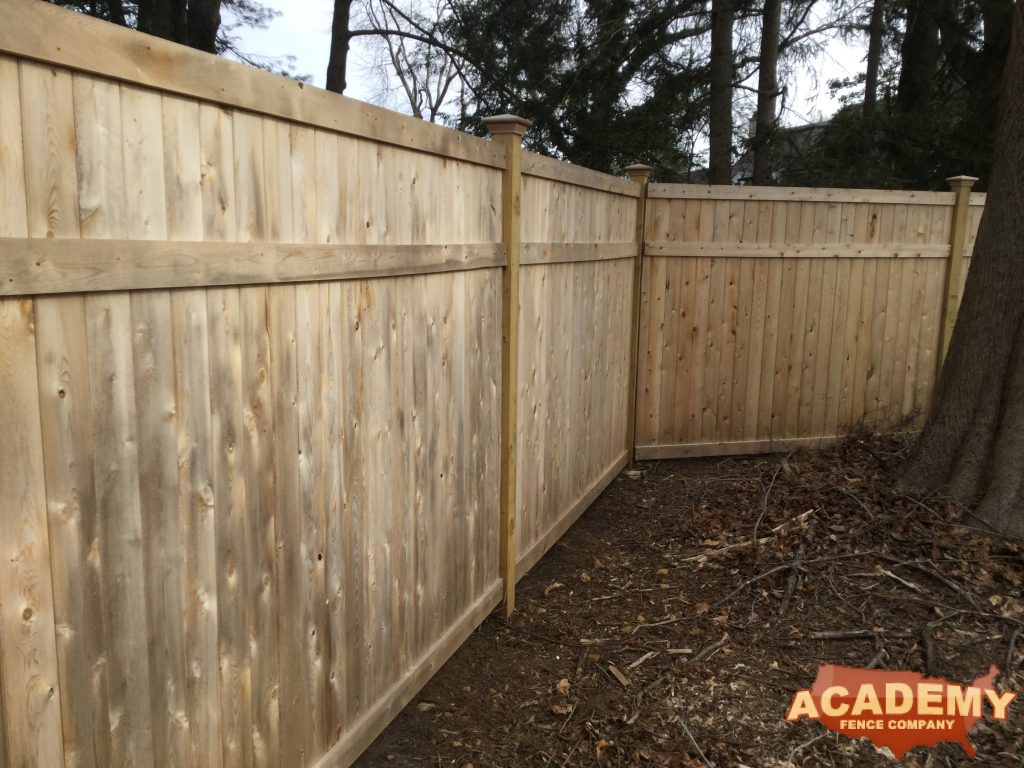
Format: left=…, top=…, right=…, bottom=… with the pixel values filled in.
left=625, top=164, right=655, bottom=181
left=482, top=115, right=532, bottom=136
left=946, top=175, right=979, bottom=188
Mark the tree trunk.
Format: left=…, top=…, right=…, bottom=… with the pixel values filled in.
left=863, top=0, right=885, bottom=116
left=326, top=0, right=355, bottom=94
left=708, top=0, right=734, bottom=184
left=752, top=0, right=781, bottom=185
left=187, top=0, right=222, bottom=53
left=137, top=0, right=187, bottom=45
left=137, top=0, right=171, bottom=39
left=897, top=0, right=940, bottom=112
left=901, top=2, right=1024, bottom=538
left=105, top=0, right=127, bottom=26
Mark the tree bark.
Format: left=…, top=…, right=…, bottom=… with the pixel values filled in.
left=137, top=0, right=187, bottom=45
left=137, top=0, right=170, bottom=39
left=708, top=0, right=734, bottom=184
left=105, top=0, right=127, bottom=26
left=901, top=1, right=1024, bottom=538
left=187, top=0, right=222, bottom=53
left=897, top=0, right=940, bottom=112
left=863, top=0, right=885, bottom=116
left=752, top=0, right=781, bottom=185
left=326, top=0, right=355, bottom=94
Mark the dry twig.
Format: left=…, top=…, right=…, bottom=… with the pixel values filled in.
left=810, top=629, right=913, bottom=641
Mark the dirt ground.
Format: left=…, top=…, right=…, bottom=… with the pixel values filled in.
left=355, top=434, right=1024, bottom=767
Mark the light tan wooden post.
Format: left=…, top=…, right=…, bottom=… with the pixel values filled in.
left=624, top=164, right=654, bottom=464
left=939, top=174, right=978, bottom=365
left=483, top=114, right=531, bottom=617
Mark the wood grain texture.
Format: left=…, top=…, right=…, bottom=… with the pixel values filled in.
left=648, top=183, right=954, bottom=205
left=0, top=0, right=503, bottom=169
left=0, top=239, right=507, bottom=295
left=0, top=299, right=66, bottom=768
left=520, top=241, right=636, bottom=265
left=515, top=172, right=636, bottom=580
left=494, top=130, right=524, bottom=615
left=645, top=241, right=950, bottom=258
left=636, top=188, right=972, bottom=455
left=521, top=151, right=639, bottom=197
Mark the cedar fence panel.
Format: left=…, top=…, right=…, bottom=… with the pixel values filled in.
left=514, top=152, right=639, bottom=577
left=635, top=184, right=984, bottom=460
left=0, top=4, right=507, bottom=767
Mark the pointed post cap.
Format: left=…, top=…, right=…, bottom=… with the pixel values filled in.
left=625, top=164, right=655, bottom=182
left=946, top=175, right=979, bottom=189
left=482, top=114, right=532, bottom=136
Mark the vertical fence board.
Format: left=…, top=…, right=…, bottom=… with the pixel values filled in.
left=130, top=290, right=189, bottom=768
left=0, top=299, right=67, bottom=768
left=15, top=54, right=97, bottom=768
left=637, top=184, right=976, bottom=459
left=35, top=294, right=110, bottom=768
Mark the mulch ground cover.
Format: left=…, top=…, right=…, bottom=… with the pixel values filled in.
left=355, top=433, right=1024, bottom=767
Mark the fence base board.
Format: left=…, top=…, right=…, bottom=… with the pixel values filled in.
left=311, top=580, right=503, bottom=768
left=517, top=451, right=630, bottom=580
left=635, top=437, right=845, bottom=461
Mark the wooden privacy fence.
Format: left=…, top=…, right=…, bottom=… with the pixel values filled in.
left=0, top=3, right=986, bottom=768
left=0, top=3, right=640, bottom=767
left=635, top=180, right=984, bottom=459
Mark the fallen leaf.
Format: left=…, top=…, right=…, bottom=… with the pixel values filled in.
left=550, top=703, right=573, bottom=716
left=694, top=602, right=710, bottom=615
left=544, top=582, right=565, bottom=596
left=555, top=678, right=571, bottom=695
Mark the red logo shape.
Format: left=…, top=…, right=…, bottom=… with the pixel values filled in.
left=786, top=665, right=1017, bottom=758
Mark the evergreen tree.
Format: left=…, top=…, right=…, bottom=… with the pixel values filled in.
left=443, top=0, right=711, bottom=173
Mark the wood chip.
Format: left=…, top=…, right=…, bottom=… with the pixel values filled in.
left=608, top=664, right=631, bottom=688
left=628, top=651, right=658, bottom=669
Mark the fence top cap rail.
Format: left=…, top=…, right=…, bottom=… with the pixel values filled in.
left=521, top=150, right=641, bottom=198
left=2, top=0, right=505, bottom=169
left=646, top=182, right=957, bottom=205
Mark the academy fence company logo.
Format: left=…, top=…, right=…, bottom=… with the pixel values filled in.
left=786, top=664, right=1017, bottom=758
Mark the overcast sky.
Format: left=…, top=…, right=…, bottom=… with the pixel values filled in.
left=233, top=0, right=867, bottom=130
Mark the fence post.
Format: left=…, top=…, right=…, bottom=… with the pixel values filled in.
left=483, top=115, right=531, bottom=617
left=940, top=174, right=979, bottom=366
left=624, top=164, right=654, bottom=464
